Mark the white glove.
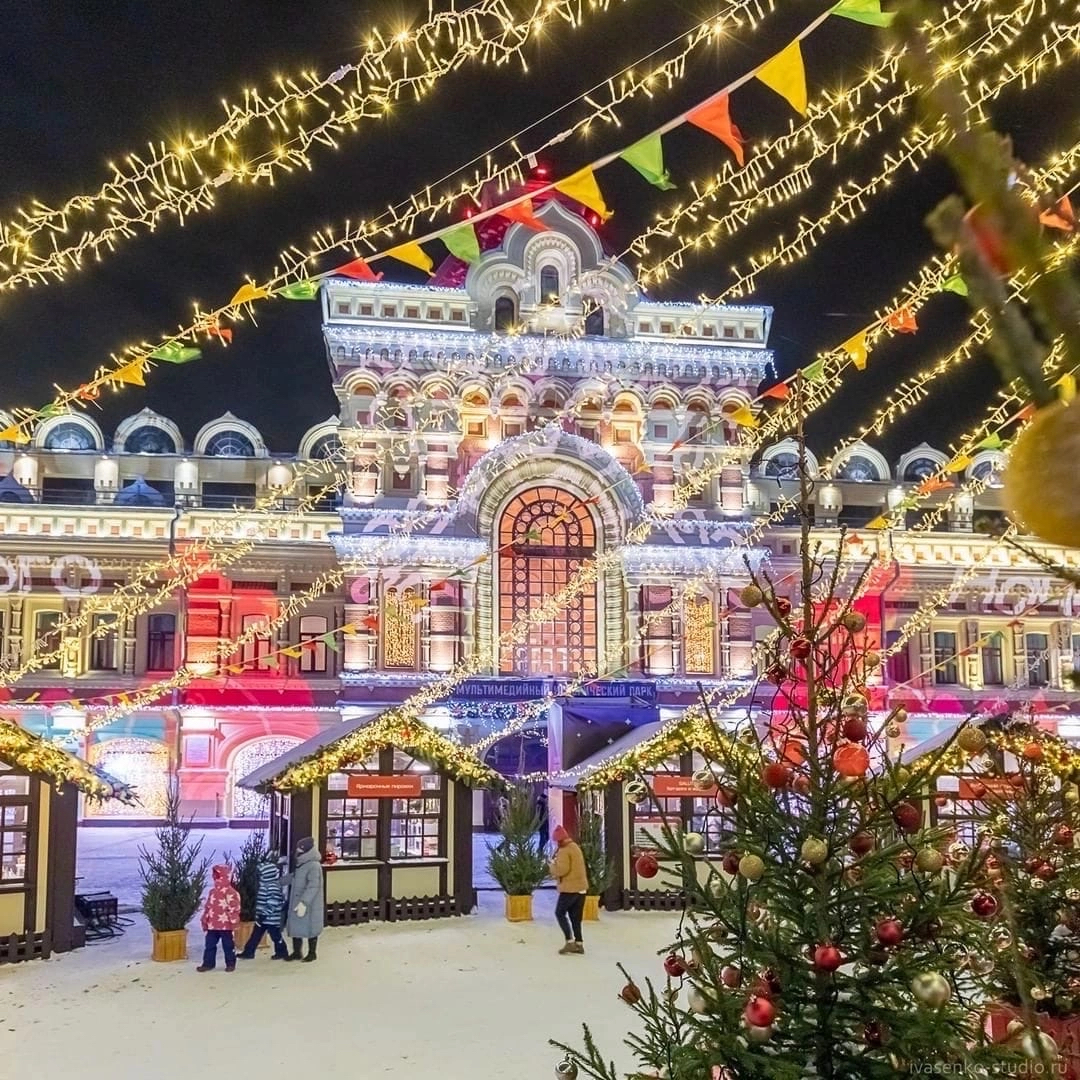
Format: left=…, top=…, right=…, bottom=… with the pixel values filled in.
left=294, top=901, right=307, bottom=918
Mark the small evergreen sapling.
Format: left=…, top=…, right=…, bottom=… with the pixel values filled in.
left=578, top=807, right=614, bottom=897
left=139, top=786, right=211, bottom=933
left=487, top=783, right=549, bottom=896
left=232, top=831, right=268, bottom=924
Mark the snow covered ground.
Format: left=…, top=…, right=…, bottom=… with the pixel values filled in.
left=0, top=891, right=679, bottom=1079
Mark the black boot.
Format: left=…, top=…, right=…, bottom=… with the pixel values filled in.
left=302, top=937, right=318, bottom=962
left=288, top=937, right=303, bottom=961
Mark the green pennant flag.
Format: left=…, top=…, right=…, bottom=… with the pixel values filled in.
left=941, top=273, right=968, bottom=297
left=831, top=0, right=895, bottom=26
left=150, top=342, right=202, bottom=364
left=277, top=279, right=320, bottom=300
left=321, top=631, right=341, bottom=653
left=442, top=223, right=481, bottom=264
left=619, top=132, right=676, bottom=191
left=38, top=402, right=65, bottom=419
left=801, top=358, right=827, bottom=382
left=976, top=432, right=1004, bottom=450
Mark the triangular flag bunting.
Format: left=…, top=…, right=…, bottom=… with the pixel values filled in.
left=755, top=41, right=808, bottom=116
left=0, top=425, right=30, bottom=445
left=941, top=273, right=968, bottom=296
left=280, top=646, right=305, bottom=658
left=501, top=198, right=548, bottom=231
left=634, top=462, right=653, bottom=474
left=278, top=279, right=320, bottom=300
left=729, top=404, right=758, bottom=428
left=150, top=342, right=202, bottom=364
left=207, top=325, right=233, bottom=344
left=405, top=595, right=428, bottom=612
left=554, top=167, right=613, bottom=221
left=887, top=306, right=918, bottom=333
left=1017, top=404, right=1036, bottom=422
left=340, top=623, right=357, bottom=636
left=976, top=432, right=1003, bottom=450
left=335, top=257, right=383, bottom=281
left=1055, top=372, right=1077, bottom=404
left=230, top=282, right=269, bottom=306
left=442, top=222, right=481, bottom=264
left=321, top=631, right=341, bottom=653
left=686, top=93, right=745, bottom=167
left=830, top=0, right=895, bottom=27
left=802, top=358, right=827, bottom=382
left=866, top=515, right=889, bottom=530
left=386, top=242, right=434, bottom=274
left=945, top=454, right=973, bottom=473
left=619, top=133, right=676, bottom=190
left=226, top=664, right=245, bottom=675
left=24, top=692, right=40, bottom=703
left=760, top=382, right=790, bottom=401
left=112, top=360, right=146, bottom=387
left=841, top=331, right=869, bottom=370
left=362, top=615, right=380, bottom=631
left=1039, top=196, right=1075, bottom=232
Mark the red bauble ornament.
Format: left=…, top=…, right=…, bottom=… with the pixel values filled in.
left=744, top=995, right=776, bottom=1028
left=322, top=850, right=338, bottom=865
left=850, top=830, right=875, bottom=856
left=864, top=1020, right=887, bottom=1047
left=1024, top=856, right=1042, bottom=873
left=834, top=743, right=871, bottom=777
left=813, top=944, right=843, bottom=972
left=619, top=982, right=642, bottom=1005
left=1036, top=862, right=1058, bottom=881
left=1022, top=742, right=1044, bottom=762
left=893, top=801, right=922, bottom=833
left=790, top=636, right=812, bottom=660
left=971, top=892, right=999, bottom=919
left=775, top=597, right=792, bottom=617
left=756, top=968, right=783, bottom=997
left=1054, top=825, right=1074, bottom=847
left=762, top=762, right=793, bottom=789
left=720, top=964, right=742, bottom=988
left=635, top=853, right=659, bottom=879
left=875, top=918, right=905, bottom=947
left=715, top=785, right=738, bottom=809
left=968, top=780, right=987, bottom=800
left=722, top=851, right=741, bottom=876
left=791, top=775, right=812, bottom=797
left=663, top=953, right=687, bottom=978
left=934, top=795, right=949, bottom=808
left=1010, top=773, right=1027, bottom=790
left=841, top=715, right=868, bottom=742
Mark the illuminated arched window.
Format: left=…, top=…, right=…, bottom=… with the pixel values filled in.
left=494, top=295, right=517, bottom=332
left=683, top=595, right=715, bottom=675
left=540, top=266, right=560, bottom=304
left=498, top=487, right=598, bottom=676
left=384, top=586, right=419, bottom=669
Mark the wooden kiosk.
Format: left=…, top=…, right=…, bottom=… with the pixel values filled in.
left=239, top=712, right=501, bottom=924
left=0, top=721, right=134, bottom=962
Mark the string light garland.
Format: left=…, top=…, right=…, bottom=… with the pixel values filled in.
left=0, top=0, right=628, bottom=293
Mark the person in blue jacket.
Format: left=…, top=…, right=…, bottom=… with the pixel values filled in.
left=236, top=853, right=289, bottom=961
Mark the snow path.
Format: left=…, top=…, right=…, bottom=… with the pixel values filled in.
left=1, top=892, right=678, bottom=1079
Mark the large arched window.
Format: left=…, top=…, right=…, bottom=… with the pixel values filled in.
left=498, top=487, right=598, bottom=677
left=124, top=426, right=177, bottom=455
left=44, top=422, right=96, bottom=452
left=494, top=295, right=517, bottom=332
left=205, top=430, right=255, bottom=458
left=540, top=266, right=561, bottom=304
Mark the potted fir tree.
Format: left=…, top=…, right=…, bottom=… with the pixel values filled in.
left=578, top=806, right=613, bottom=920
left=487, top=783, right=549, bottom=921
left=138, top=786, right=210, bottom=962
left=230, top=831, right=267, bottom=953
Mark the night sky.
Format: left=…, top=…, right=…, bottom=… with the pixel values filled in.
left=1, top=1, right=1073, bottom=459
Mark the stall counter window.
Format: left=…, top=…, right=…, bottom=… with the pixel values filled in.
left=0, top=766, right=31, bottom=884
left=633, top=754, right=732, bottom=856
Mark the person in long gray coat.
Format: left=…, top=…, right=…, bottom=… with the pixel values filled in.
left=286, top=836, right=325, bottom=962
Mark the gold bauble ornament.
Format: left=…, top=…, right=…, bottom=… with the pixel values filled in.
left=739, top=584, right=764, bottom=608
left=915, top=847, right=945, bottom=874
left=842, top=611, right=867, bottom=633
left=1066, top=888, right=1080, bottom=902
left=864, top=651, right=882, bottom=669
left=625, top=779, right=649, bottom=805
left=555, top=1058, right=579, bottom=1079
left=885, top=722, right=902, bottom=738
left=683, top=831, right=706, bottom=856
left=1004, top=400, right=1080, bottom=547
left=1030, top=985, right=1049, bottom=1001
left=801, top=837, right=829, bottom=865
left=738, top=854, right=765, bottom=881
left=1019, top=1030, right=1059, bottom=1061
left=893, top=707, right=908, bottom=724
left=957, top=726, right=988, bottom=754
left=911, top=971, right=952, bottom=1007
left=692, top=768, right=716, bottom=791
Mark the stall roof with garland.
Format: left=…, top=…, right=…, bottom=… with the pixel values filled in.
left=0, top=720, right=136, bottom=803
left=239, top=710, right=504, bottom=793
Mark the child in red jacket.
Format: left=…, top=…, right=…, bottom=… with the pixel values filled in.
left=197, top=864, right=241, bottom=972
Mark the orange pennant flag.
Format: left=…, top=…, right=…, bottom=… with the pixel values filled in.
left=1039, top=195, right=1075, bottom=232
left=755, top=40, right=808, bottom=116
left=229, top=282, right=270, bottom=306
left=112, top=359, right=146, bottom=387
left=886, top=307, right=918, bottom=334
left=760, top=383, right=790, bottom=401
left=686, top=93, right=745, bottom=167
left=554, top=167, right=613, bottom=221
left=501, top=198, right=549, bottom=231
left=841, top=330, right=869, bottom=370
left=1017, top=404, right=1036, bottom=422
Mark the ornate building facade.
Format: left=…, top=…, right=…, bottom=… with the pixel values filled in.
left=0, top=197, right=1077, bottom=827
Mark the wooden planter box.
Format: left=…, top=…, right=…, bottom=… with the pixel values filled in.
left=583, top=895, right=601, bottom=921
left=151, top=928, right=189, bottom=962
left=233, top=922, right=255, bottom=952
left=989, top=1004, right=1080, bottom=1078
left=505, top=894, right=533, bottom=922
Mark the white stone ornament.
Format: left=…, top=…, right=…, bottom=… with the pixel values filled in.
left=687, top=986, right=711, bottom=1014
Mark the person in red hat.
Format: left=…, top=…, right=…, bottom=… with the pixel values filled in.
left=550, top=824, right=587, bottom=955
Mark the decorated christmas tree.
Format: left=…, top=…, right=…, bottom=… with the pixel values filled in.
left=553, top=416, right=1034, bottom=1078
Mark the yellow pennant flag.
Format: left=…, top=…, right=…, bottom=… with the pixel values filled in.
left=386, top=242, right=434, bottom=274
left=554, top=167, right=613, bottom=221
left=841, top=330, right=869, bottom=370
left=755, top=40, right=808, bottom=116
left=112, top=360, right=146, bottom=386
left=280, top=646, right=305, bottom=658
left=230, top=282, right=270, bottom=307
left=225, top=664, right=245, bottom=675
left=340, top=623, right=357, bottom=636
left=945, top=455, right=973, bottom=474
left=1055, top=372, right=1077, bottom=403
left=866, top=515, right=889, bottom=530
left=729, top=404, right=758, bottom=428
left=24, top=691, right=40, bottom=703
left=0, top=424, right=30, bottom=445
left=405, top=595, right=428, bottom=612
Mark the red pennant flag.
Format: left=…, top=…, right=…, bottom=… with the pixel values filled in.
left=501, top=198, right=548, bottom=231
left=886, top=306, right=918, bottom=334
left=200, top=319, right=233, bottom=344
left=1039, top=195, right=1075, bottom=232
left=335, top=257, right=383, bottom=281
left=670, top=439, right=685, bottom=452
left=362, top=615, right=380, bottom=632
left=1016, top=404, right=1036, bottom=422
left=760, top=383, right=790, bottom=401
left=686, top=93, right=745, bottom=167
left=76, top=383, right=101, bottom=402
